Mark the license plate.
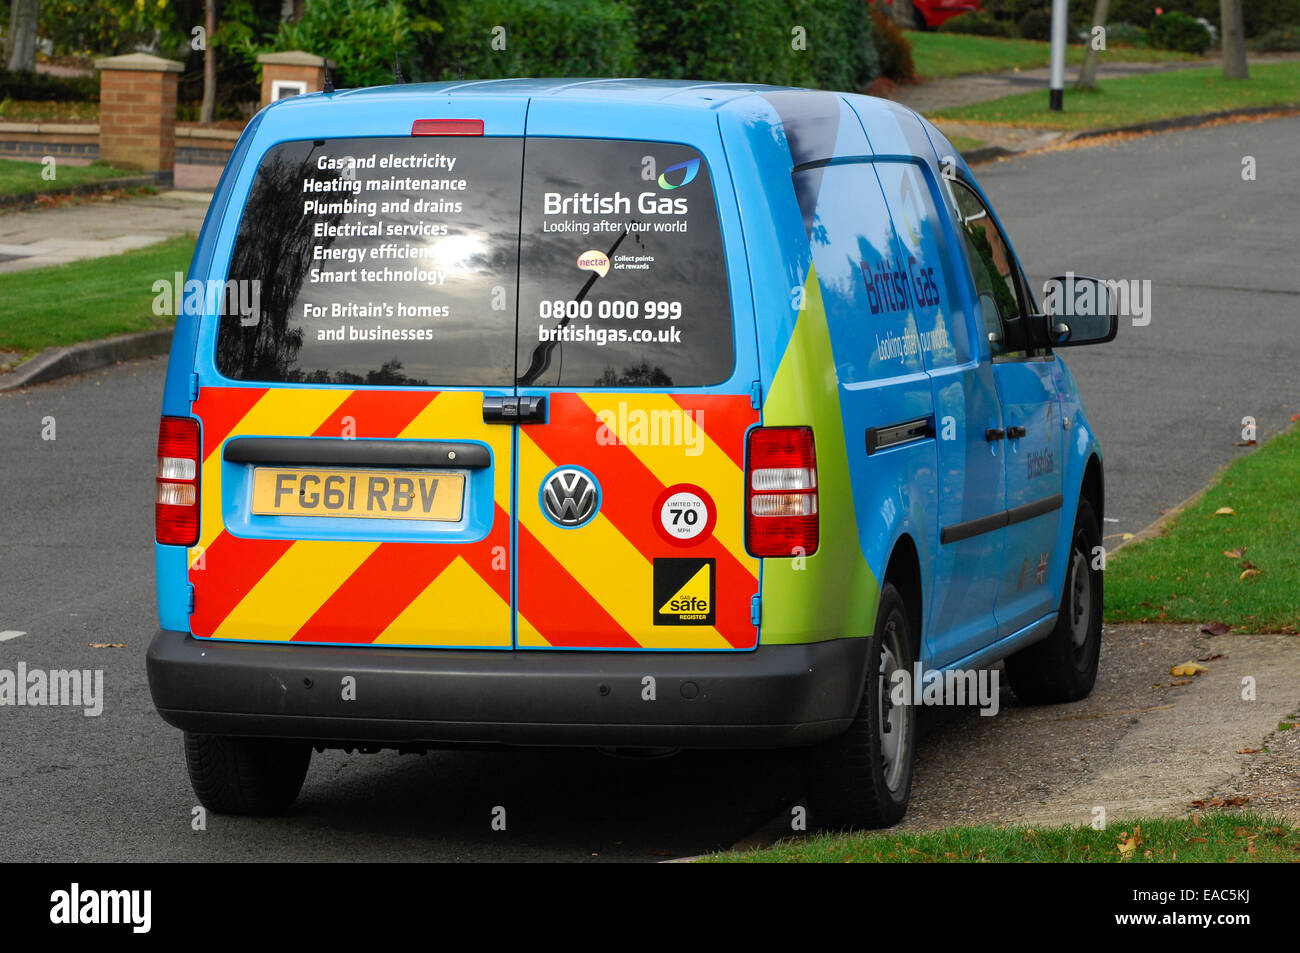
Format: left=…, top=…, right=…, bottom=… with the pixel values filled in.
left=251, top=467, right=465, bottom=522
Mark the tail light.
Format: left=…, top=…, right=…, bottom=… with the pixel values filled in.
left=746, top=426, right=818, bottom=557
left=156, top=416, right=200, bottom=546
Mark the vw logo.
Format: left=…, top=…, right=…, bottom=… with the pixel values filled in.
left=540, top=466, right=600, bottom=528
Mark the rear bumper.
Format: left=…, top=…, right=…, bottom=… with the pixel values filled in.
left=147, top=629, right=868, bottom=749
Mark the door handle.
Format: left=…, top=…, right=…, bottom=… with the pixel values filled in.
left=483, top=395, right=546, bottom=424
left=984, top=427, right=1005, bottom=442
left=1006, top=425, right=1027, bottom=439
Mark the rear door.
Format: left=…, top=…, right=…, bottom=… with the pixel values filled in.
left=512, top=133, right=760, bottom=650
left=191, top=127, right=523, bottom=648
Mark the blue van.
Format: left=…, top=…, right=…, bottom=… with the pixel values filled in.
left=147, top=79, right=1116, bottom=829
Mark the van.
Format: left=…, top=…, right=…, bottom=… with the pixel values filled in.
left=147, top=79, right=1117, bottom=828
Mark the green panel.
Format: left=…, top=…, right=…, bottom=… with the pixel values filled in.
left=760, top=265, right=879, bottom=645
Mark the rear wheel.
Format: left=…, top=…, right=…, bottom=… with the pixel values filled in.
left=1005, top=498, right=1103, bottom=704
left=803, top=582, right=917, bottom=830
left=184, top=733, right=311, bottom=815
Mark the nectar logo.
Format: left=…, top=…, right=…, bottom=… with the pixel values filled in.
left=576, top=250, right=610, bottom=277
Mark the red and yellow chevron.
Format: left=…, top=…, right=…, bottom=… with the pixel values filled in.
left=188, top=387, right=758, bottom=651
left=189, top=386, right=513, bottom=647
left=517, top=392, right=759, bottom=650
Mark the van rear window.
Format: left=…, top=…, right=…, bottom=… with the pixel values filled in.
left=216, top=136, right=733, bottom=388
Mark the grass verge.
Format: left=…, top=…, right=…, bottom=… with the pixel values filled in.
left=1105, top=425, right=1300, bottom=633
left=905, top=31, right=1198, bottom=81
left=0, top=157, right=139, bottom=198
left=930, top=61, right=1300, bottom=130
left=0, top=235, right=196, bottom=359
left=709, top=812, right=1297, bottom=862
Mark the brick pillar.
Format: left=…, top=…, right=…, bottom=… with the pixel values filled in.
left=94, top=53, right=183, bottom=187
left=258, top=51, right=334, bottom=107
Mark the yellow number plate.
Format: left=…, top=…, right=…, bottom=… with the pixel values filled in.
left=251, top=467, right=465, bottom=522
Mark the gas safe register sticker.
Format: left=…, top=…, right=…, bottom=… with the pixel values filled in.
left=653, top=558, right=716, bottom=626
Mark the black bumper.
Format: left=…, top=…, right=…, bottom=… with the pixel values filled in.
left=146, top=629, right=867, bottom=749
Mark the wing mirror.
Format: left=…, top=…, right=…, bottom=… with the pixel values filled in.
left=1037, top=274, right=1119, bottom=347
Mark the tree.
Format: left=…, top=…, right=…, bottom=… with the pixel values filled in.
left=5, top=0, right=39, bottom=72
left=200, top=0, right=218, bottom=123
left=1077, top=0, right=1110, bottom=89
left=1220, top=0, right=1248, bottom=79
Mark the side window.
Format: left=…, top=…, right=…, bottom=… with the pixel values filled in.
left=946, top=179, right=1035, bottom=360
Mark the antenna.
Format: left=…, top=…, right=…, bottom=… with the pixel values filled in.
left=394, top=54, right=406, bottom=84
left=323, top=59, right=335, bottom=94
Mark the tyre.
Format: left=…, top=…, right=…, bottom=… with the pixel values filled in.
left=184, top=733, right=312, bottom=815
left=1005, top=498, right=1103, bottom=704
left=803, top=582, right=917, bottom=830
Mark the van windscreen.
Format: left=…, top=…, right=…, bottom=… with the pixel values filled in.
left=216, top=135, right=733, bottom=388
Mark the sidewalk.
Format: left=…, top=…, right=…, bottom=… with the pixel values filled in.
left=0, top=189, right=210, bottom=274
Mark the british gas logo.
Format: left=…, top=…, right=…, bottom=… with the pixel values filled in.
left=657, top=158, right=700, bottom=191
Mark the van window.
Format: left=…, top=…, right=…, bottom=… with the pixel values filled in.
left=516, top=138, right=734, bottom=388
left=874, top=161, right=969, bottom=368
left=945, top=179, right=1033, bottom=359
left=797, top=162, right=925, bottom=383
left=217, top=137, right=523, bottom=387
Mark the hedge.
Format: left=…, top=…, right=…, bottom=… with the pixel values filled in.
left=0, top=69, right=98, bottom=102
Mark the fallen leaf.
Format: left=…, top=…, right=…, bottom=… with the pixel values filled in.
left=1223, top=548, right=1245, bottom=559
left=1171, top=662, right=1209, bottom=677
left=1240, top=568, right=1263, bottom=581
left=1197, top=652, right=1227, bottom=662
left=1233, top=440, right=1257, bottom=447
left=87, top=642, right=126, bottom=649
left=1236, top=748, right=1261, bottom=754
left=1121, top=532, right=1134, bottom=540
left=1117, top=825, right=1143, bottom=857
left=1215, top=507, right=1236, bottom=516
left=1200, top=621, right=1231, bottom=636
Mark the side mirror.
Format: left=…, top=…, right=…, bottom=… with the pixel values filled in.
left=1038, top=274, right=1118, bottom=347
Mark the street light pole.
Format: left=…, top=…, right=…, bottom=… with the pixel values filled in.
left=1049, top=0, right=1068, bottom=110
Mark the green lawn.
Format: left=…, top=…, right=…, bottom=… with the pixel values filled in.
left=948, top=134, right=986, bottom=153
left=710, top=812, right=1296, bottom=862
left=0, top=157, right=139, bottom=198
left=0, top=235, right=195, bottom=359
left=1106, top=425, right=1300, bottom=633
left=931, top=61, right=1300, bottom=130
left=906, top=31, right=1198, bottom=81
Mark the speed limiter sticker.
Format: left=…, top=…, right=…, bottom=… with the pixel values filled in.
left=653, top=483, right=717, bottom=547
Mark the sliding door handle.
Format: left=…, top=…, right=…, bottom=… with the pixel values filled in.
left=1006, top=425, right=1027, bottom=439
left=984, top=427, right=1005, bottom=442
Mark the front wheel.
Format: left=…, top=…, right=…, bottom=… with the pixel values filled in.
left=184, top=733, right=312, bottom=815
left=1005, top=498, right=1103, bottom=704
left=803, top=582, right=917, bottom=830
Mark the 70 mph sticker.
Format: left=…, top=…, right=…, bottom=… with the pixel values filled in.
left=654, top=483, right=716, bottom=547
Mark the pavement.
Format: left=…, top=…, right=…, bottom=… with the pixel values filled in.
left=0, top=189, right=209, bottom=275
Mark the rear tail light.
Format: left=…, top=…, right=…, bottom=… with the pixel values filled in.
left=746, top=426, right=818, bottom=557
left=156, top=416, right=200, bottom=546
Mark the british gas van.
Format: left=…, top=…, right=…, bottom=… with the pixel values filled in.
left=147, top=79, right=1117, bottom=828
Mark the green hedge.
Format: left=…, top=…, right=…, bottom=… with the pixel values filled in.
left=440, top=0, right=878, bottom=91
left=1108, top=0, right=1300, bottom=37
left=438, top=0, right=637, bottom=80
left=1148, top=10, right=1213, bottom=54
left=0, top=69, right=98, bottom=102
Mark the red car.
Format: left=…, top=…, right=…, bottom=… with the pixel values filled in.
left=879, top=0, right=984, bottom=30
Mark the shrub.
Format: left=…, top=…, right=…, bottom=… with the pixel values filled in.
left=631, top=0, right=878, bottom=90
left=266, top=0, right=438, bottom=88
left=440, top=0, right=635, bottom=80
left=0, top=69, right=98, bottom=102
left=1103, top=22, right=1148, bottom=48
left=1250, top=26, right=1300, bottom=53
left=868, top=1, right=916, bottom=84
left=1148, top=10, right=1213, bottom=53
left=939, top=12, right=1016, bottom=38
left=1109, top=1, right=1300, bottom=37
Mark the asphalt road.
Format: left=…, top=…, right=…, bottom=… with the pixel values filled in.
left=1, top=117, right=1297, bottom=861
